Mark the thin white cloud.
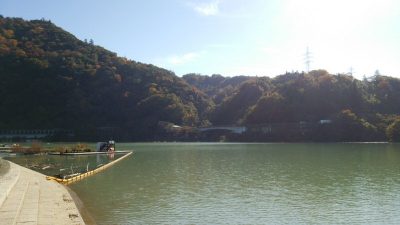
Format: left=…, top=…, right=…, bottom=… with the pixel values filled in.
left=167, top=51, right=202, bottom=65
left=207, top=43, right=233, bottom=49
left=192, top=0, right=220, bottom=16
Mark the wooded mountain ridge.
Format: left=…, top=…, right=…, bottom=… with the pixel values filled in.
left=1, top=16, right=399, bottom=141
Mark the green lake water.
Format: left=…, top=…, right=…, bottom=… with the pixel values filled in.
left=6, top=143, right=400, bottom=224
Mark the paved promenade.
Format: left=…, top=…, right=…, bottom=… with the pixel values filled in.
left=0, top=159, right=85, bottom=225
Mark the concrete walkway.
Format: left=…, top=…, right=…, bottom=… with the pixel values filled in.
left=0, top=160, right=85, bottom=225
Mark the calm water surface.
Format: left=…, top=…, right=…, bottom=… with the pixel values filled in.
left=67, top=143, right=400, bottom=224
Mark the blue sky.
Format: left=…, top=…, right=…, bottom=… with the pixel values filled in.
left=1, top=0, right=399, bottom=78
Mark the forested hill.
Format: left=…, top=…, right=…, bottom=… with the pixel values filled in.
left=182, top=74, right=252, bottom=104
left=0, top=16, right=213, bottom=140
left=1, top=16, right=400, bottom=142
left=185, top=71, right=400, bottom=142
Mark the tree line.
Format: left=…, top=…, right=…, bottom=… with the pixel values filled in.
left=0, top=16, right=399, bottom=142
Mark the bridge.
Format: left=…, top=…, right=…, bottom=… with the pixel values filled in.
left=198, top=126, right=247, bottom=134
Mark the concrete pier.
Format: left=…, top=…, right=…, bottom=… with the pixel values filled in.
left=0, top=159, right=85, bottom=225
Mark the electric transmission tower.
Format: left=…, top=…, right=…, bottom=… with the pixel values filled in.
left=304, top=47, right=313, bottom=73
left=348, top=66, right=355, bottom=76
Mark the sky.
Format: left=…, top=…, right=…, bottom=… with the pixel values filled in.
left=1, top=0, right=399, bottom=79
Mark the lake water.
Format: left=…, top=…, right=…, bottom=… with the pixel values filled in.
left=64, top=143, right=400, bottom=224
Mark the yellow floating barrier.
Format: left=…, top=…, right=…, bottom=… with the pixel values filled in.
left=46, top=151, right=133, bottom=185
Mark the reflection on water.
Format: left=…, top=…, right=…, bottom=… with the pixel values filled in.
left=10, top=143, right=400, bottom=224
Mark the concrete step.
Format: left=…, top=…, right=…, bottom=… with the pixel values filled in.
left=0, top=161, right=21, bottom=208
left=0, top=163, right=85, bottom=225
left=0, top=172, right=28, bottom=224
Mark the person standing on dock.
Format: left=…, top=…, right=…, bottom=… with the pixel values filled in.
left=107, top=140, right=115, bottom=159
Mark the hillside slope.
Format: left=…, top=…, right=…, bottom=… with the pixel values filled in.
left=0, top=17, right=213, bottom=140
left=184, top=71, right=400, bottom=141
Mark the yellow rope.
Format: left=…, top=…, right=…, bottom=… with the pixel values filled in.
left=46, top=151, right=133, bottom=185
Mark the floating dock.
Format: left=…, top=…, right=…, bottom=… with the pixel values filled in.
left=48, top=150, right=131, bottom=155
left=46, top=151, right=133, bottom=185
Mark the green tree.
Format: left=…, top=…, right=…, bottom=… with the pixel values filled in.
left=386, top=119, right=400, bottom=142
